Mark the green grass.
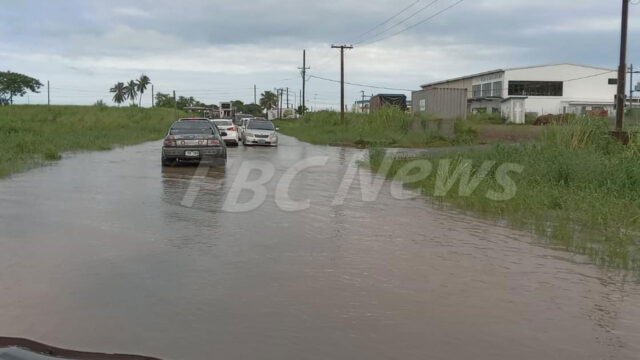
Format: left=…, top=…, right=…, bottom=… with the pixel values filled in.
left=275, top=107, right=476, bottom=148
left=369, top=117, right=640, bottom=272
left=0, top=105, right=185, bottom=177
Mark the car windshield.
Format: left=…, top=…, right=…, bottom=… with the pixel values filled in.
left=247, top=121, right=275, bottom=130
left=170, top=121, right=214, bottom=135
left=214, top=120, right=233, bottom=127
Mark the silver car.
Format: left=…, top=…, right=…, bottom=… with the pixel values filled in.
left=242, top=120, right=279, bottom=146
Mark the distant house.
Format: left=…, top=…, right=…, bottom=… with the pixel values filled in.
left=417, top=63, right=618, bottom=123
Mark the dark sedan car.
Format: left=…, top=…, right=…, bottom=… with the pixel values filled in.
left=161, top=118, right=227, bottom=166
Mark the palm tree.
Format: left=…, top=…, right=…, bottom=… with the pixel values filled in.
left=110, top=82, right=127, bottom=107
left=136, top=74, right=151, bottom=107
left=124, top=80, right=138, bottom=106
left=259, top=91, right=277, bottom=112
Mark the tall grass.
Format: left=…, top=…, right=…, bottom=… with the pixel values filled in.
left=275, top=107, right=475, bottom=148
left=370, top=117, right=640, bottom=272
left=0, top=105, right=184, bottom=177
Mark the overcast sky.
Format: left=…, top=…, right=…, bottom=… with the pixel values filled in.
left=1, top=0, right=639, bottom=108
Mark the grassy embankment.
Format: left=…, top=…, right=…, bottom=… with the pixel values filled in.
left=369, top=117, right=640, bottom=272
left=276, top=108, right=545, bottom=148
left=0, top=105, right=185, bottom=177
left=275, top=107, right=478, bottom=148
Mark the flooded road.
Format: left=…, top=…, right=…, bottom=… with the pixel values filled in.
left=1, top=135, right=639, bottom=360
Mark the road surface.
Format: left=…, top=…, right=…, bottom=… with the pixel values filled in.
left=0, top=135, right=639, bottom=360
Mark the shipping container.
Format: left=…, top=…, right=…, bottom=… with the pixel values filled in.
left=412, top=88, right=467, bottom=120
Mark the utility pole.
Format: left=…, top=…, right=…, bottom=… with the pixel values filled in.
left=331, top=44, right=354, bottom=122
left=286, top=87, right=289, bottom=109
left=293, top=90, right=297, bottom=111
left=360, top=90, right=365, bottom=113
left=630, top=64, right=634, bottom=108
left=278, top=88, right=283, bottom=119
left=614, top=0, right=629, bottom=135
left=151, top=85, right=154, bottom=108
left=254, top=85, right=257, bottom=104
left=298, top=49, right=310, bottom=115
left=47, top=80, right=50, bottom=106
left=629, top=64, right=640, bottom=109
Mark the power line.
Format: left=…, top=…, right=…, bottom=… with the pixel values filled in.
left=361, top=0, right=466, bottom=46
left=309, top=75, right=414, bottom=92
left=351, top=0, right=422, bottom=43
left=355, top=0, right=441, bottom=45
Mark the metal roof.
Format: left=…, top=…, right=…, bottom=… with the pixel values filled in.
left=420, top=63, right=616, bottom=88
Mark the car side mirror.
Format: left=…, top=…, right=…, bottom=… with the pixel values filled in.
left=220, top=132, right=227, bottom=136
left=276, top=127, right=280, bottom=131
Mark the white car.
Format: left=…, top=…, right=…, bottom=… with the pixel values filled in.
left=211, top=119, right=240, bottom=146
left=242, top=119, right=278, bottom=146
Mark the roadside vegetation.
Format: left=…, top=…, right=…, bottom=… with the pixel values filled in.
left=0, top=105, right=185, bottom=177
left=276, top=108, right=548, bottom=148
left=369, top=117, right=640, bottom=272
left=275, top=107, right=477, bottom=148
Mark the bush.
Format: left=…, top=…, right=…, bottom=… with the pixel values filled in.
left=467, top=112, right=505, bottom=124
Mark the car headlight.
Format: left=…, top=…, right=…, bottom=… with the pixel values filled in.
left=244, top=132, right=254, bottom=137
left=270, top=133, right=277, bottom=139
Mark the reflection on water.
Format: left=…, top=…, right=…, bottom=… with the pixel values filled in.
left=0, top=136, right=638, bottom=360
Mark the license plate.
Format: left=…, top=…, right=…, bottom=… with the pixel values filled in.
left=258, top=140, right=266, bottom=144
left=185, top=151, right=199, bottom=157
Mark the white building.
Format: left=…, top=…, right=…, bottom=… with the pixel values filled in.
left=419, top=63, right=618, bottom=123
left=352, top=99, right=370, bottom=113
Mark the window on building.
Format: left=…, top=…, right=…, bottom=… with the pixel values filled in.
left=482, top=83, right=492, bottom=97
left=492, top=81, right=503, bottom=97
left=508, top=81, right=563, bottom=96
left=472, top=85, right=481, bottom=98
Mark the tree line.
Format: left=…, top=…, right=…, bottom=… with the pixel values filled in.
left=153, top=90, right=285, bottom=117
left=110, top=74, right=151, bottom=107
left=1, top=70, right=306, bottom=116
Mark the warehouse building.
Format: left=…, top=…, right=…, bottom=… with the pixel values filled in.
left=417, top=63, right=618, bottom=123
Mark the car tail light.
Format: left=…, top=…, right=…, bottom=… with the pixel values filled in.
left=207, top=139, right=221, bottom=146
left=163, top=138, right=176, bottom=147
left=227, top=126, right=236, bottom=131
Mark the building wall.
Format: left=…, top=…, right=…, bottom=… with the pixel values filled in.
left=421, top=64, right=618, bottom=118
left=412, top=88, right=467, bottom=120
left=503, top=64, right=617, bottom=115
left=422, top=78, right=474, bottom=96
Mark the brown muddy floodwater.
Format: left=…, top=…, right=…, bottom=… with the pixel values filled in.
left=0, top=135, right=639, bottom=360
